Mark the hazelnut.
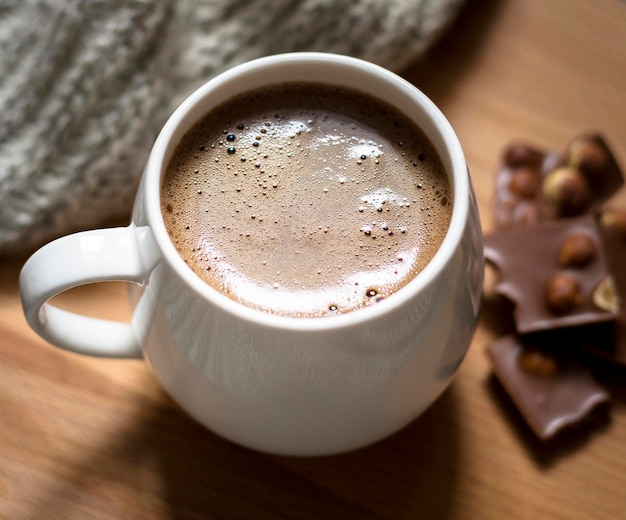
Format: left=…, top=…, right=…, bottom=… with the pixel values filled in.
left=557, top=232, right=597, bottom=268
left=508, top=167, right=541, bottom=199
left=545, top=273, right=582, bottom=314
left=600, top=209, right=626, bottom=241
left=568, top=137, right=607, bottom=180
left=593, top=275, right=621, bottom=314
left=542, top=167, right=590, bottom=216
left=503, top=143, right=543, bottom=168
left=518, top=347, right=558, bottom=376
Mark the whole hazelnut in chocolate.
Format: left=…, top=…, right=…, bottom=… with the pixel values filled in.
left=557, top=232, right=596, bottom=268
left=508, top=167, right=541, bottom=199
left=503, top=143, right=543, bottom=168
left=600, top=209, right=626, bottom=241
left=545, top=273, right=582, bottom=314
left=568, top=137, right=607, bottom=180
left=518, top=348, right=558, bottom=376
left=542, top=167, right=590, bottom=217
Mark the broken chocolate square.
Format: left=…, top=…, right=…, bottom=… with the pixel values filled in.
left=487, top=334, right=610, bottom=440
left=494, top=134, right=623, bottom=229
left=484, top=214, right=619, bottom=334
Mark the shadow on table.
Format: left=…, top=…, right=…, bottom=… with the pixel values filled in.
left=25, top=375, right=462, bottom=520
left=403, top=0, right=504, bottom=106
left=1, top=249, right=462, bottom=519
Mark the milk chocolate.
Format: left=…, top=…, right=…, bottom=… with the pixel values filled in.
left=487, top=334, right=610, bottom=440
left=484, top=214, right=618, bottom=334
left=486, top=134, right=624, bottom=443
left=494, top=134, right=623, bottom=229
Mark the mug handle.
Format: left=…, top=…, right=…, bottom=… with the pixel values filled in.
left=20, top=226, right=144, bottom=358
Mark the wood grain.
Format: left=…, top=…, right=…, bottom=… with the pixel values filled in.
left=2, top=0, right=626, bottom=518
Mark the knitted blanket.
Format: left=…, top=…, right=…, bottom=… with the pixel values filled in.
left=0, top=0, right=464, bottom=255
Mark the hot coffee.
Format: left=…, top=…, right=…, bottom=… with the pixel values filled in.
left=161, top=82, right=452, bottom=317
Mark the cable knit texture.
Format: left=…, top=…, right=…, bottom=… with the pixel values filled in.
left=0, top=0, right=463, bottom=254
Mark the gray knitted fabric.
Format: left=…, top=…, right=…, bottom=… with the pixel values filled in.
left=0, top=0, right=464, bottom=255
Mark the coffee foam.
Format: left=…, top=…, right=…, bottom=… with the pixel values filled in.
left=162, top=83, right=451, bottom=317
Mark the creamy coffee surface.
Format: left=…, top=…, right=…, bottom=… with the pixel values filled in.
left=162, top=83, right=452, bottom=317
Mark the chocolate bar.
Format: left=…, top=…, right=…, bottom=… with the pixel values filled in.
left=494, top=134, right=623, bottom=229
left=485, top=132, right=625, bottom=443
left=487, top=334, right=610, bottom=440
left=484, top=214, right=618, bottom=334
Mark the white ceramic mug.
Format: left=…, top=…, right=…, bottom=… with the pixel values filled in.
left=20, top=53, right=483, bottom=456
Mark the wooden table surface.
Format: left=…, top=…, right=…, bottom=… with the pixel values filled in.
left=2, top=0, right=626, bottom=518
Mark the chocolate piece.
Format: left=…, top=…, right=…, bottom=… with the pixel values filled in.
left=494, top=134, right=623, bottom=229
left=484, top=214, right=618, bottom=334
left=487, top=334, right=610, bottom=440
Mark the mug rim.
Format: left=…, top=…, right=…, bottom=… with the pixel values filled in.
left=144, top=52, right=469, bottom=332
